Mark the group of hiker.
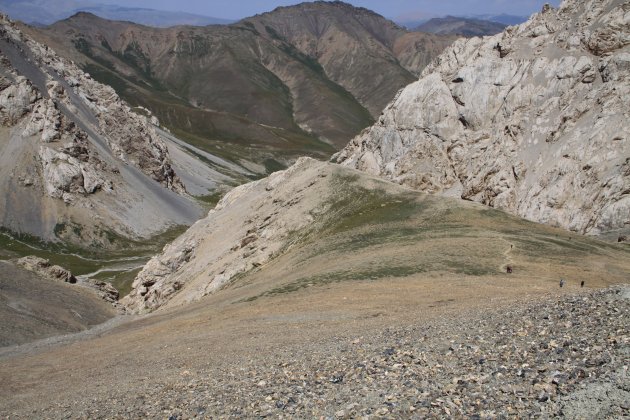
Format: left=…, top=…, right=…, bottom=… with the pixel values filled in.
left=504, top=265, right=586, bottom=288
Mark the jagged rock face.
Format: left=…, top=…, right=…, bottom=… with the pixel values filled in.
left=0, top=14, right=201, bottom=245
left=335, top=0, right=630, bottom=235
left=17, top=27, right=185, bottom=193
left=0, top=50, right=111, bottom=203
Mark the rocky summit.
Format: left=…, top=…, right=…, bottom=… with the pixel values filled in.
left=335, top=0, right=630, bottom=236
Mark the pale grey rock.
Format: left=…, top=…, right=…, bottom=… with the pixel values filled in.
left=16, top=255, right=77, bottom=283
left=0, top=14, right=203, bottom=245
left=39, top=146, right=85, bottom=198
left=335, top=0, right=630, bottom=235
left=0, top=13, right=186, bottom=195
left=0, top=75, right=38, bottom=125
left=123, top=158, right=334, bottom=313
left=85, top=279, right=120, bottom=304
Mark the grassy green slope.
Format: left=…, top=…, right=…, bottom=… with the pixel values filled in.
left=231, top=169, right=630, bottom=302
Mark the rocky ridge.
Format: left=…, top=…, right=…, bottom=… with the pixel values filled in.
left=122, top=156, right=630, bottom=313
left=15, top=255, right=77, bottom=283
left=335, top=0, right=630, bottom=235
left=123, top=157, right=335, bottom=313
left=0, top=14, right=203, bottom=244
left=1, top=15, right=184, bottom=194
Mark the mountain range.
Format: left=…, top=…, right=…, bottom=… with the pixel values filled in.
left=122, top=0, right=630, bottom=311
left=0, top=0, right=231, bottom=27
left=396, top=13, right=527, bottom=30
left=22, top=2, right=455, bottom=171
left=0, top=1, right=458, bottom=249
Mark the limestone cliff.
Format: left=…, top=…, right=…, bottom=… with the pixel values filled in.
left=0, top=14, right=203, bottom=245
left=335, top=0, right=629, bottom=235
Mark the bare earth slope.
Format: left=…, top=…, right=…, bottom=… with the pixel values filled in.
left=0, top=202, right=628, bottom=416
left=0, top=14, right=207, bottom=246
left=335, top=0, right=630, bottom=236
left=0, top=260, right=115, bottom=346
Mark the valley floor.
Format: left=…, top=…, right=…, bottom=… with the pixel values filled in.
left=0, top=274, right=627, bottom=418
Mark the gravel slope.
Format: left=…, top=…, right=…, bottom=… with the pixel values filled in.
left=0, top=260, right=115, bottom=347
left=1, top=283, right=627, bottom=418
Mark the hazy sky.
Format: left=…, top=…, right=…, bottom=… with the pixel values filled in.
left=93, top=0, right=563, bottom=20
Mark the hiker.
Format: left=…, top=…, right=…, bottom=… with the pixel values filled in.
left=560, top=279, right=565, bottom=288
left=506, top=266, right=513, bottom=274
left=581, top=280, right=585, bottom=288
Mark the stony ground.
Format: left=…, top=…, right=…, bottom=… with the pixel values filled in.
left=5, top=285, right=626, bottom=419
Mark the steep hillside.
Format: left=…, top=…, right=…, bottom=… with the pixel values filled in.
left=122, top=158, right=630, bottom=313
left=1, top=159, right=629, bottom=417
left=0, top=15, right=216, bottom=247
left=243, top=1, right=454, bottom=115
left=0, top=259, right=116, bottom=346
left=336, top=0, right=630, bottom=236
left=416, top=16, right=507, bottom=37
left=24, top=3, right=455, bottom=169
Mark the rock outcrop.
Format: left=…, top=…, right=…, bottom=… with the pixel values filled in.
left=14, top=255, right=122, bottom=307
left=15, top=255, right=77, bottom=283
left=0, top=14, right=203, bottom=245
left=335, top=0, right=630, bottom=235
left=123, top=157, right=329, bottom=313
left=85, top=279, right=120, bottom=305
left=1, top=16, right=184, bottom=193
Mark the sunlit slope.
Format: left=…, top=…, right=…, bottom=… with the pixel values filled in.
left=124, top=159, right=630, bottom=312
